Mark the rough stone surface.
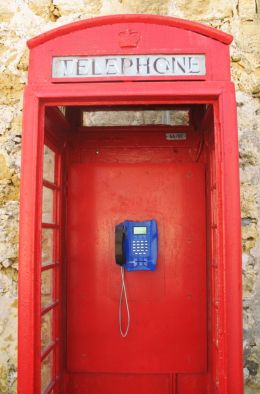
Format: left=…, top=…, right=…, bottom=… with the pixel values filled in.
left=169, top=0, right=235, bottom=21
left=0, top=0, right=259, bottom=392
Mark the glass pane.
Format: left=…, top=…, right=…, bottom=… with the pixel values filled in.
left=41, top=350, right=53, bottom=393
left=42, top=187, right=54, bottom=223
left=58, top=106, right=66, bottom=116
left=41, top=269, right=54, bottom=308
left=42, top=229, right=54, bottom=265
left=83, top=109, right=189, bottom=127
left=43, top=145, right=55, bottom=183
left=41, top=309, right=53, bottom=350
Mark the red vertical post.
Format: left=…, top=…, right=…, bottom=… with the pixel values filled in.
left=221, top=85, right=243, bottom=393
left=18, top=88, right=44, bottom=394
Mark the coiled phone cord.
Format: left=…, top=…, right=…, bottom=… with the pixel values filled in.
left=119, top=266, right=130, bottom=337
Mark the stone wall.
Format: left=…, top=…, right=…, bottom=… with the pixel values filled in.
left=0, top=1, right=259, bottom=393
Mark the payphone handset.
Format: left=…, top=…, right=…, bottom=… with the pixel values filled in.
left=115, top=219, right=158, bottom=272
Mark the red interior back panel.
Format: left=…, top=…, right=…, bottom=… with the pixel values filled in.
left=67, top=128, right=207, bottom=375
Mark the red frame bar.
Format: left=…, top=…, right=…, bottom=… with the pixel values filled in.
left=42, top=223, right=60, bottom=228
left=41, top=301, right=59, bottom=316
left=41, top=263, right=59, bottom=272
left=220, top=88, right=243, bottom=394
left=40, top=136, right=63, bottom=393
left=18, top=91, right=44, bottom=394
left=43, top=180, right=60, bottom=190
left=41, top=342, right=56, bottom=361
left=18, top=81, right=242, bottom=394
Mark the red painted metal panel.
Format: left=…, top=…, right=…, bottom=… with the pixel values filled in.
left=66, top=373, right=172, bottom=394
left=177, top=373, right=208, bottom=394
left=67, top=129, right=207, bottom=375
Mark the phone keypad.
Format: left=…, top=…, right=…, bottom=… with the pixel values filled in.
left=132, top=239, right=149, bottom=255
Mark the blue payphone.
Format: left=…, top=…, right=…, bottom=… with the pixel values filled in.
left=115, top=220, right=158, bottom=337
left=115, top=219, right=158, bottom=271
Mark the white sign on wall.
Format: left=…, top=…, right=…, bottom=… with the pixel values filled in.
left=52, top=54, right=206, bottom=78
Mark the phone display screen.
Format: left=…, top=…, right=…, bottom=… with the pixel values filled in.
left=133, top=226, right=147, bottom=235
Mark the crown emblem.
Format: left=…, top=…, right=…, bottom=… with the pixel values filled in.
left=118, top=29, right=140, bottom=48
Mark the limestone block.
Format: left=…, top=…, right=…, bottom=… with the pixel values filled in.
left=239, top=22, right=260, bottom=55
left=243, top=305, right=255, bottom=331
left=240, top=139, right=260, bottom=166
left=243, top=263, right=257, bottom=296
left=240, top=184, right=258, bottom=219
left=0, top=140, right=21, bottom=174
left=169, top=0, right=235, bottom=21
left=0, top=2, right=51, bottom=81
left=100, top=0, right=128, bottom=14
left=244, top=367, right=250, bottom=380
left=0, top=294, right=17, bottom=394
left=53, top=0, right=102, bottom=16
left=9, top=5, right=50, bottom=40
left=8, top=110, right=22, bottom=136
left=49, top=2, right=61, bottom=21
left=251, top=239, right=260, bottom=262
left=232, top=61, right=259, bottom=94
left=0, top=152, right=20, bottom=207
left=0, top=271, right=17, bottom=297
left=120, top=0, right=170, bottom=15
left=242, top=222, right=258, bottom=241
left=245, top=386, right=260, bottom=394
left=231, top=39, right=259, bottom=93
left=238, top=0, right=257, bottom=19
left=0, top=107, right=15, bottom=135
left=242, top=252, right=250, bottom=271
left=0, top=202, right=19, bottom=268
left=0, top=177, right=20, bottom=208
left=0, top=74, right=24, bottom=105
left=0, top=2, right=17, bottom=22
left=240, top=166, right=260, bottom=186
left=28, top=0, right=52, bottom=20
left=0, top=103, right=22, bottom=162
left=242, top=223, right=258, bottom=251
left=0, top=154, right=12, bottom=181
left=236, top=92, right=260, bottom=141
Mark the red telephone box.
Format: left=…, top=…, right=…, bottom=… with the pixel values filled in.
left=18, top=15, right=243, bottom=394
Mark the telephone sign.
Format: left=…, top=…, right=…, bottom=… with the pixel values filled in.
left=52, top=54, right=206, bottom=78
